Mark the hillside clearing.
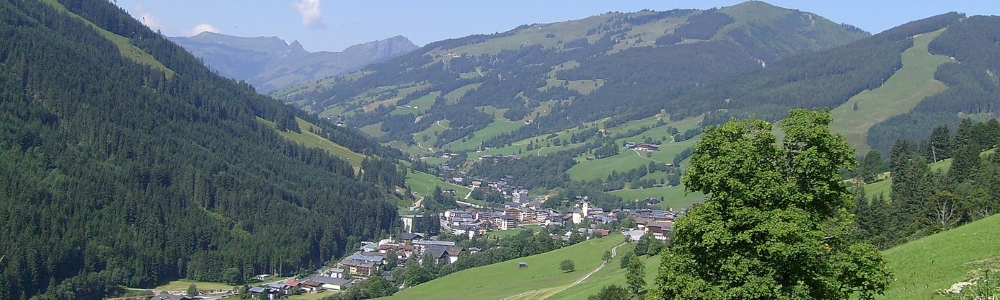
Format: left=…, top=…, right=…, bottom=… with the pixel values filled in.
left=257, top=117, right=367, bottom=171
left=42, top=0, right=174, bottom=78
left=830, top=28, right=952, bottom=155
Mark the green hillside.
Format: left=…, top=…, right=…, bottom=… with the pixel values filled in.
left=41, top=0, right=174, bottom=78
left=258, top=117, right=367, bottom=170
left=547, top=244, right=661, bottom=300
left=879, top=214, right=1000, bottom=299
left=830, top=28, right=952, bottom=154
left=277, top=1, right=867, bottom=154
left=388, top=235, right=624, bottom=300
left=0, top=1, right=401, bottom=298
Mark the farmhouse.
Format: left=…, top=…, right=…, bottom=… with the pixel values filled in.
left=308, top=275, right=353, bottom=290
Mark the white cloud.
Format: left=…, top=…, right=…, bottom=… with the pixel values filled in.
left=136, top=5, right=162, bottom=32
left=186, top=23, right=220, bottom=36
left=293, top=0, right=327, bottom=30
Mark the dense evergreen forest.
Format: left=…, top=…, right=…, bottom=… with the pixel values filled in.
left=854, top=118, right=1000, bottom=250
left=0, top=1, right=404, bottom=299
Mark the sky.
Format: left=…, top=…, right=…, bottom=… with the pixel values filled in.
left=114, top=0, right=1000, bottom=53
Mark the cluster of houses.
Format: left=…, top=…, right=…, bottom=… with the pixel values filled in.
left=625, top=141, right=660, bottom=151
left=246, top=235, right=471, bottom=298
left=247, top=270, right=353, bottom=297
left=622, top=209, right=679, bottom=241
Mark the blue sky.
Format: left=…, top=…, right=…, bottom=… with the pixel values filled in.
left=114, top=0, right=999, bottom=52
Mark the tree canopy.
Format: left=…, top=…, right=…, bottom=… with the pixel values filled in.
left=648, top=109, right=892, bottom=300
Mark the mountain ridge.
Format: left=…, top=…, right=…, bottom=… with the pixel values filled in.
left=170, top=33, right=418, bottom=92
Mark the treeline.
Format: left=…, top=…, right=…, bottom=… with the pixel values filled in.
left=0, top=1, right=400, bottom=299
left=854, top=118, right=1000, bottom=250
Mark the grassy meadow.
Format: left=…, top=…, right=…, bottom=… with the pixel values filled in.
left=387, top=235, right=624, bottom=300
left=42, top=0, right=174, bottom=78
left=878, top=214, right=1000, bottom=299
left=829, top=29, right=952, bottom=155
left=258, top=117, right=367, bottom=171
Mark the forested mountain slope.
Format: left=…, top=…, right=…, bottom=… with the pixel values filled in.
left=170, top=33, right=418, bottom=93
left=275, top=1, right=868, bottom=151
left=0, top=0, right=404, bottom=298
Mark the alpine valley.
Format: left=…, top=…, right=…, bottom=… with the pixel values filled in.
left=3, top=0, right=1000, bottom=299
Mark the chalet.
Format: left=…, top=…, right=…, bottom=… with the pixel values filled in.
left=504, top=208, right=523, bottom=221
left=521, top=209, right=537, bottom=222
left=645, top=221, right=674, bottom=236
left=339, top=252, right=386, bottom=277
left=301, top=280, right=322, bottom=293
left=340, top=260, right=378, bottom=277
left=309, top=275, right=353, bottom=290
left=446, top=247, right=465, bottom=264
left=247, top=287, right=267, bottom=295
left=637, top=143, right=659, bottom=151
left=400, top=232, right=425, bottom=243
left=423, top=245, right=451, bottom=264
left=323, top=268, right=346, bottom=279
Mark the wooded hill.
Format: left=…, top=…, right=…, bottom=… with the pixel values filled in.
left=0, top=0, right=407, bottom=299
left=275, top=1, right=869, bottom=151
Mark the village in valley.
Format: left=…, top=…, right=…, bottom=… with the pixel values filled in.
left=239, top=170, right=683, bottom=299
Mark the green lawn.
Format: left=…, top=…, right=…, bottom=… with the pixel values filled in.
left=566, top=115, right=702, bottom=182
left=390, top=93, right=438, bottom=116
left=830, top=29, right=952, bottom=155
left=288, top=291, right=332, bottom=300
left=387, top=235, right=625, bottom=300
left=609, top=186, right=706, bottom=210
left=404, top=170, right=485, bottom=207
left=442, top=119, right=525, bottom=152
left=548, top=244, right=661, bottom=300
left=486, top=224, right=541, bottom=238
left=878, top=214, right=1000, bottom=299
left=154, top=279, right=235, bottom=292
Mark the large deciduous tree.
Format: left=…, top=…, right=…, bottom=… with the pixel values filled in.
left=648, top=109, right=892, bottom=300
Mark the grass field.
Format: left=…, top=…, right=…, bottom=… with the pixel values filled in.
left=878, top=214, right=1000, bottom=299
left=566, top=115, right=702, bottom=182
left=387, top=235, right=624, bottom=300
left=830, top=29, right=952, bottom=155
left=390, top=94, right=438, bottom=116
left=486, top=224, right=541, bottom=238
left=405, top=170, right=474, bottom=201
left=288, top=291, right=332, bottom=300
left=154, top=279, right=235, bottom=292
left=610, top=186, right=706, bottom=210
left=42, top=0, right=174, bottom=78
left=258, top=117, right=367, bottom=170
left=548, top=244, right=661, bottom=300
left=442, top=120, right=525, bottom=152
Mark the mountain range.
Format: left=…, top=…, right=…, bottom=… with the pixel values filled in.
left=169, top=33, right=418, bottom=92
left=275, top=1, right=869, bottom=151
left=271, top=1, right=1000, bottom=203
